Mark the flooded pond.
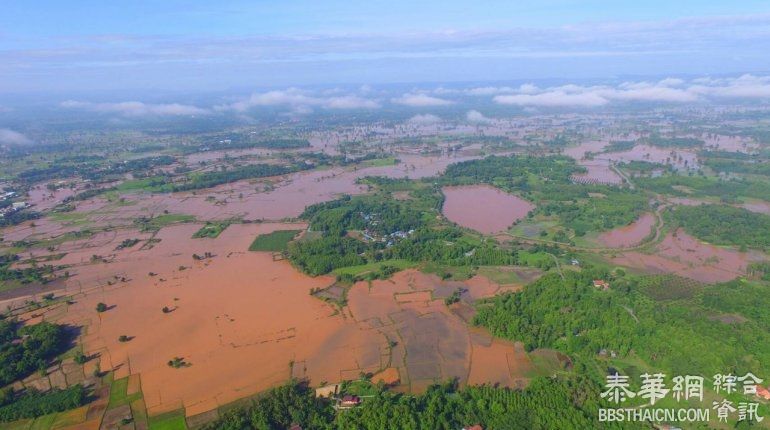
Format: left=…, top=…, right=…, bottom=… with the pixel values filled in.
left=597, top=213, right=655, bottom=248
left=442, top=185, right=535, bottom=234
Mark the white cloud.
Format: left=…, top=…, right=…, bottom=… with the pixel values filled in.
left=658, top=78, right=685, bottom=87
left=518, top=84, right=540, bottom=94
left=465, top=86, right=517, bottom=96
left=225, top=89, right=317, bottom=111
left=0, top=128, right=31, bottom=145
left=433, top=87, right=460, bottom=95
left=324, top=96, right=380, bottom=109
left=392, top=93, right=453, bottom=107
left=61, top=100, right=208, bottom=116
left=488, top=74, right=770, bottom=107
left=599, top=85, right=698, bottom=102
left=687, top=74, right=770, bottom=98
left=407, top=114, right=442, bottom=124
left=691, top=77, right=718, bottom=85
left=219, top=89, right=380, bottom=111
left=466, top=110, right=493, bottom=124
left=494, top=91, right=609, bottom=107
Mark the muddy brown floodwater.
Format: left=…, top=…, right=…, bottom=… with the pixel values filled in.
left=2, top=220, right=541, bottom=418
left=597, top=213, right=655, bottom=248
left=442, top=185, right=535, bottom=234
left=563, top=140, right=623, bottom=185
left=611, top=229, right=760, bottom=283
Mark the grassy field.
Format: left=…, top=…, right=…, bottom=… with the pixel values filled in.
left=343, top=380, right=379, bottom=396
left=136, top=214, right=195, bottom=232
left=47, top=211, right=91, bottom=225
left=476, top=266, right=523, bottom=284
left=516, top=250, right=555, bottom=268
left=332, top=259, right=416, bottom=277
left=116, top=177, right=173, bottom=193
left=420, top=262, right=475, bottom=281
left=148, top=409, right=188, bottom=430
left=248, top=230, right=301, bottom=252
left=361, top=157, right=399, bottom=167
left=27, top=414, right=56, bottom=430
left=108, top=376, right=143, bottom=409
left=191, top=222, right=230, bottom=239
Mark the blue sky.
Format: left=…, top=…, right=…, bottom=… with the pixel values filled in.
left=1, top=1, right=770, bottom=94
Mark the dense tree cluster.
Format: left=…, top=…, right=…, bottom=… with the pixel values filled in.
left=602, top=140, right=636, bottom=153
left=0, top=320, right=71, bottom=385
left=172, top=163, right=308, bottom=192
left=289, top=195, right=522, bottom=276
left=670, top=204, right=770, bottom=248
left=289, top=236, right=367, bottom=276
left=0, top=385, right=88, bottom=422
left=302, top=196, right=423, bottom=237
left=0, top=209, right=41, bottom=227
left=202, top=382, right=333, bottom=430
left=443, top=155, right=581, bottom=186
left=474, top=270, right=770, bottom=378
left=701, top=153, right=770, bottom=176
left=204, top=378, right=637, bottom=430
left=540, top=190, right=647, bottom=235
left=0, top=254, right=56, bottom=284
left=637, top=174, right=770, bottom=202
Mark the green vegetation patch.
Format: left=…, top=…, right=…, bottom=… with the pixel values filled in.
left=134, top=214, right=195, bottom=232
left=636, top=274, right=703, bottom=301
left=148, top=409, right=187, bottom=430
left=192, top=222, right=230, bottom=239
left=360, top=157, right=399, bottom=167
left=476, top=266, right=526, bottom=284
left=0, top=320, right=71, bottom=386
left=47, top=211, right=90, bottom=225
left=202, top=378, right=632, bottom=430
left=28, top=413, right=56, bottom=430
left=475, top=269, right=770, bottom=380
left=670, top=203, right=770, bottom=249
left=107, top=376, right=142, bottom=409
left=174, top=163, right=307, bottom=192
left=332, top=259, right=415, bottom=277
left=288, top=192, right=550, bottom=276
left=443, top=155, right=648, bottom=235
left=0, top=386, right=88, bottom=423
left=341, top=379, right=379, bottom=396
left=0, top=255, right=59, bottom=288
left=116, top=177, right=173, bottom=193
left=637, top=173, right=770, bottom=202
left=421, top=262, right=476, bottom=281
left=248, top=230, right=301, bottom=252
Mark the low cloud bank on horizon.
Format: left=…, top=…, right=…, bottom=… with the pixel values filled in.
left=60, top=100, right=209, bottom=116
left=55, top=74, right=770, bottom=118
left=487, top=75, right=770, bottom=107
